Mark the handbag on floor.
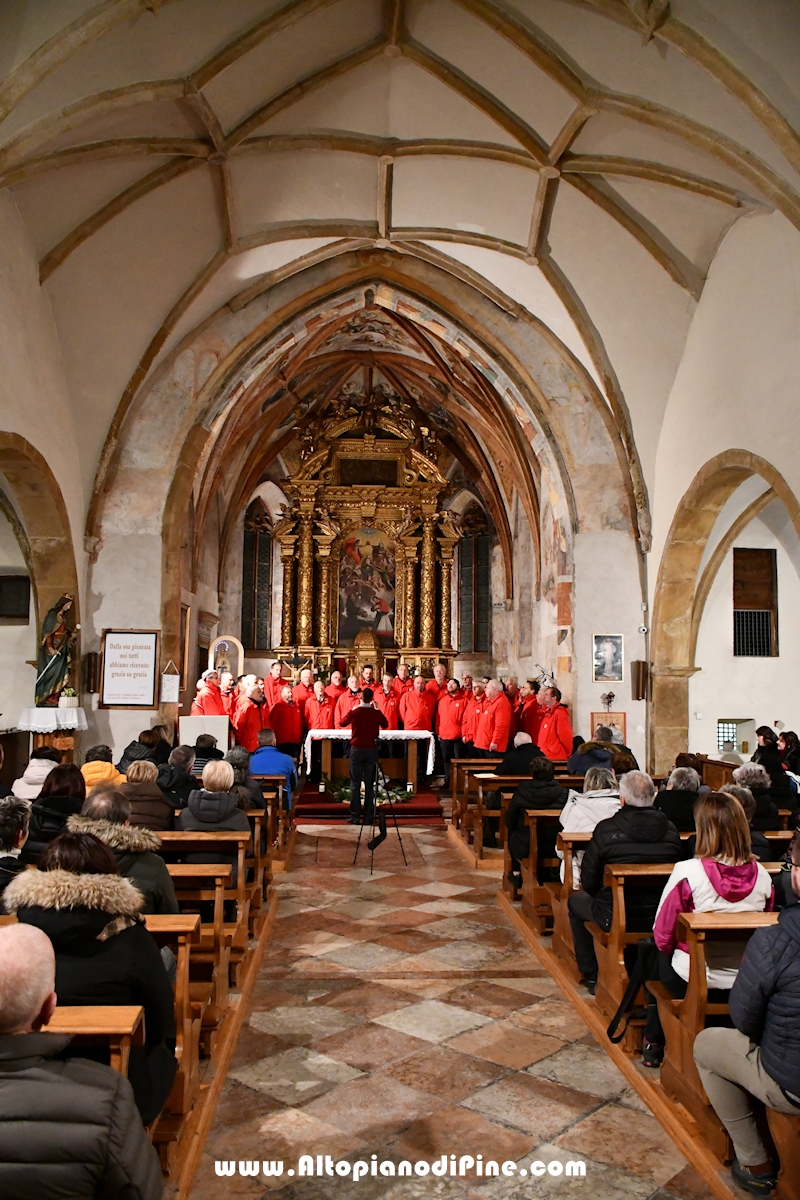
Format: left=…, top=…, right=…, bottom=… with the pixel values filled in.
left=606, top=936, right=660, bottom=1043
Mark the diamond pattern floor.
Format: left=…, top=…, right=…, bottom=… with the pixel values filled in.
left=191, top=828, right=707, bottom=1199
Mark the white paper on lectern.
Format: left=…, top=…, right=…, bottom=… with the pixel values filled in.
left=178, top=715, right=231, bottom=749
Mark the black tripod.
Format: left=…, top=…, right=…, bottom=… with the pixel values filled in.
left=352, top=760, right=408, bottom=873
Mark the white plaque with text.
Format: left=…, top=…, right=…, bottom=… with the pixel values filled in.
left=101, top=630, right=160, bottom=708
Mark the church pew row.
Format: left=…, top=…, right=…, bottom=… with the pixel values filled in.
left=251, top=775, right=291, bottom=860
left=44, top=1005, right=145, bottom=1075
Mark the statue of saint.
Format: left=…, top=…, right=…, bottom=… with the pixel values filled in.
left=35, top=595, right=76, bottom=707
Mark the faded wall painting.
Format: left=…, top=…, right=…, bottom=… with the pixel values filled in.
left=338, top=529, right=396, bottom=646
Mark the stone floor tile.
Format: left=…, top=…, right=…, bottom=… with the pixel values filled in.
left=336, top=868, right=395, bottom=881
left=418, top=917, right=501, bottom=940
left=328, top=900, right=398, bottom=921
left=250, top=1004, right=361, bottom=1043
left=378, top=1044, right=507, bottom=1102
left=302, top=1074, right=445, bottom=1140
left=490, top=975, right=561, bottom=998
left=448, top=1020, right=564, bottom=1069
left=315, top=940, right=408, bottom=972
left=229, top=1045, right=363, bottom=1104
left=395, top=1103, right=535, bottom=1166
left=313, top=1021, right=428, bottom=1070
left=509, top=999, right=591, bottom=1043
left=439, top=981, right=536, bottom=1019
left=375, top=929, right=450, bottom=955
left=314, top=982, right=419, bottom=1017
left=415, top=899, right=482, bottom=916
left=374, top=978, right=456, bottom=999
left=292, top=931, right=357, bottom=958
left=526, top=1043, right=630, bottom=1100
left=419, top=941, right=517, bottom=970
left=462, top=1073, right=598, bottom=1139
left=373, top=999, right=493, bottom=1043
left=662, top=1163, right=714, bottom=1200
left=409, top=881, right=474, bottom=897
left=555, top=1103, right=687, bottom=1183
left=472, top=1143, right=656, bottom=1200
left=206, top=1077, right=286, bottom=1129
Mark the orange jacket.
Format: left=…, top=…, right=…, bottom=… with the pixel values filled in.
left=335, top=689, right=362, bottom=728
left=305, top=695, right=335, bottom=730
left=399, top=688, right=435, bottom=731
left=269, top=699, right=303, bottom=745
left=233, top=695, right=270, bottom=753
left=436, top=691, right=468, bottom=740
left=81, top=760, right=126, bottom=790
left=474, top=692, right=513, bottom=753
left=374, top=686, right=400, bottom=730
left=538, top=703, right=573, bottom=761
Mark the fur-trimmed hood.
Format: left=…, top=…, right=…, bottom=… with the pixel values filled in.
left=66, top=815, right=161, bottom=853
left=4, top=868, right=143, bottom=917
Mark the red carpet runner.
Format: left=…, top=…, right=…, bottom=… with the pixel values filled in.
left=293, top=783, right=444, bottom=825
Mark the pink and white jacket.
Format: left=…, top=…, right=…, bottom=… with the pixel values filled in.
left=653, top=858, right=774, bottom=988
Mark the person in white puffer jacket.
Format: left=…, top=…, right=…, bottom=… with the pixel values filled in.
left=559, top=766, right=620, bottom=887
left=11, top=749, right=60, bottom=800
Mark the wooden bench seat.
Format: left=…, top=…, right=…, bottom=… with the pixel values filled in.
left=545, top=832, right=592, bottom=979
left=518, top=809, right=565, bottom=934
left=251, top=775, right=291, bottom=860
left=144, top=913, right=200, bottom=1115
left=44, top=1005, right=144, bottom=1075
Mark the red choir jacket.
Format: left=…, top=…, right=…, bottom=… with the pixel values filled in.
left=392, top=676, right=414, bottom=698
left=538, top=703, right=574, bottom=761
left=474, top=692, right=513, bottom=753
left=263, top=673, right=286, bottom=710
left=425, top=679, right=448, bottom=715
left=461, top=694, right=484, bottom=744
left=190, top=681, right=227, bottom=717
left=305, top=695, right=335, bottom=730
left=399, top=689, right=435, bottom=731
left=292, top=681, right=315, bottom=724
left=436, top=691, right=468, bottom=740
left=517, top=696, right=542, bottom=741
left=325, top=682, right=347, bottom=704
left=373, top=687, right=400, bottom=730
left=335, top=689, right=362, bottom=728
left=232, top=695, right=271, bottom=753
left=269, top=699, right=303, bottom=746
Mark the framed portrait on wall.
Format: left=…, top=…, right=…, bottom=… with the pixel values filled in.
left=100, top=630, right=160, bottom=708
left=593, top=633, right=623, bottom=682
left=590, top=712, right=627, bottom=746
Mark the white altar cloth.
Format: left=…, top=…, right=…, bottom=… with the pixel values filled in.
left=303, top=728, right=435, bottom=774
left=17, top=707, right=88, bottom=733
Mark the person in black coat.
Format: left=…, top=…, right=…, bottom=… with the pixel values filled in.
left=23, top=764, right=86, bottom=864
left=567, top=726, right=640, bottom=777
left=568, top=770, right=683, bottom=991
left=0, top=797, right=30, bottom=897
left=495, top=733, right=544, bottom=777
left=778, top=730, right=800, bottom=775
left=751, top=728, right=793, bottom=804
left=177, top=761, right=251, bottom=884
left=156, top=745, right=200, bottom=809
left=504, top=757, right=569, bottom=888
left=5, top=831, right=177, bottom=1126
left=654, top=765, right=701, bottom=832
left=693, top=833, right=800, bottom=1196
left=733, top=764, right=781, bottom=830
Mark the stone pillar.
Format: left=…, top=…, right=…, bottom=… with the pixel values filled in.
left=649, top=666, right=699, bottom=774
left=438, top=540, right=456, bottom=653
left=402, top=538, right=419, bottom=648
left=296, top=514, right=314, bottom=645
left=419, top=513, right=436, bottom=649
left=279, top=538, right=297, bottom=646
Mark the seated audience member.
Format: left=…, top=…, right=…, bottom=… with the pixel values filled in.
left=156, top=745, right=199, bottom=808
left=751, top=726, right=793, bottom=802
left=11, top=746, right=60, bottom=800
left=225, top=745, right=264, bottom=809
left=192, top=733, right=224, bottom=776
left=719, top=740, right=744, bottom=765
left=81, top=745, right=126, bottom=790
left=693, top=832, right=800, bottom=1198
left=568, top=725, right=638, bottom=776
left=733, top=764, right=780, bottom=830
left=24, top=764, right=86, bottom=864
left=0, top=747, right=9, bottom=801
left=655, top=766, right=701, bottom=832
left=778, top=729, right=800, bottom=775
left=720, top=785, right=772, bottom=862
left=504, top=757, right=570, bottom=889
left=119, top=760, right=173, bottom=832
left=0, top=798, right=30, bottom=897
left=116, top=727, right=163, bottom=774
left=69, top=789, right=178, bottom=915
left=674, top=752, right=712, bottom=796
left=496, top=731, right=543, bottom=776
left=249, top=730, right=298, bottom=809
left=642, top=792, right=774, bottom=1069
left=559, top=766, right=620, bottom=887
left=568, top=771, right=683, bottom=994
left=5, top=832, right=177, bottom=1125
left=148, top=724, right=173, bottom=766
left=269, top=684, right=303, bottom=759
left=177, top=761, right=251, bottom=883
left=0, top=923, right=163, bottom=1199
left=537, top=687, right=574, bottom=761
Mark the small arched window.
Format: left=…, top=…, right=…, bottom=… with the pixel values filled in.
left=242, top=500, right=272, bottom=651
left=459, top=503, right=491, bottom=654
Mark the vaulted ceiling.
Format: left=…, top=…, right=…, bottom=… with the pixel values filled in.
left=2, top=0, right=800, bottom=507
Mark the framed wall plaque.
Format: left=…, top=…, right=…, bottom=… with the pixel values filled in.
left=592, top=633, right=623, bottom=682
left=100, top=630, right=160, bottom=708
left=590, top=711, right=627, bottom=745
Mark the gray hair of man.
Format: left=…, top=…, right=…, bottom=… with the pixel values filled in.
left=81, top=790, right=131, bottom=825
left=583, top=766, right=617, bottom=793
left=667, top=766, right=700, bottom=793
left=485, top=679, right=503, bottom=699
left=619, top=770, right=656, bottom=807
left=225, top=746, right=251, bottom=771
left=513, top=732, right=533, bottom=748
left=0, top=924, right=56, bottom=1034
left=169, top=745, right=196, bottom=772
left=733, top=763, right=771, bottom=790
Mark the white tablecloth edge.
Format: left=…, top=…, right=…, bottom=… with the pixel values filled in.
left=303, top=728, right=435, bottom=774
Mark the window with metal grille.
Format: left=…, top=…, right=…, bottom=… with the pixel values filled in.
left=459, top=504, right=491, bottom=654
left=717, top=720, right=738, bottom=751
left=242, top=501, right=272, bottom=651
left=733, top=548, right=777, bottom=657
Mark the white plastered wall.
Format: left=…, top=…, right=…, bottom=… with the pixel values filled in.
left=0, top=510, right=34, bottom=727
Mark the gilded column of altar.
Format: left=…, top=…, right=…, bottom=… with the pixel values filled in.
left=402, top=538, right=419, bottom=648
left=419, top=514, right=436, bottom=649
left=279, top=539, right=297, bottom=646
left=438, top=540, right=455, bottom=652
left=296, top=514, right=314, bottom=645
left=314, top=537, right=335, bottom=646
left=394, top=552, right=406, bottom=648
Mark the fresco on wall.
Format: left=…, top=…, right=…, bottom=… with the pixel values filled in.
left=338, top=529, right=396, bottom=646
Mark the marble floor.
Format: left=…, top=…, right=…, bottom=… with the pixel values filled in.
left=191, top=827, right=709, bottom=1200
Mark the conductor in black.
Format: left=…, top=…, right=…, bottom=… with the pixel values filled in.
left=339, top=688, right=388, bottom=824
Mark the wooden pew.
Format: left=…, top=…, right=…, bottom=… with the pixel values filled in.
left=244, top=808, right=270, bottom=929
left=44, top=1005, right=144, bottom=1075
left=144, top=913, right=200, bottom=1115
left=649, top=910, right=779, bottom=1161
left=470, top=774, right=584, bottom=860
left=519, top=809, right=565, bottom=934
left=450, top=758, right=501, bottom=820
left=167, top=863, right=231, bottom=1026
left=546, top=832, right=592, bottom=979
left=251, top=775, right=290, bottom=859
